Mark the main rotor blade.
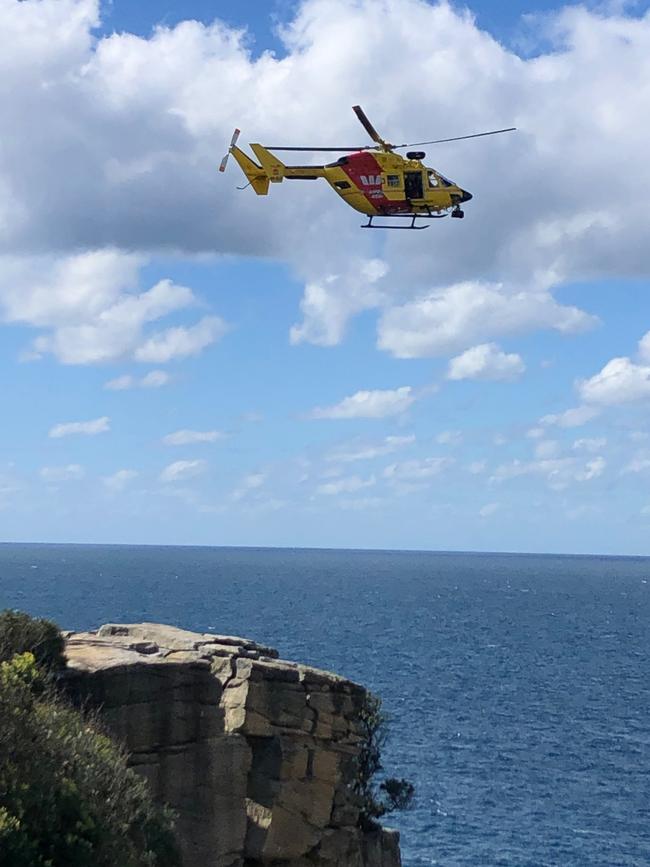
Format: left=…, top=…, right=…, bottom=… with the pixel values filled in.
left=395, top=127, right=516, bottom=148
left=263, top=145, right=372, bottom=152
left=352, top=105, right=384, bottom=145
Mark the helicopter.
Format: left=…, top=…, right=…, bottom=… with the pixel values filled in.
left=219, top=106, right=515, bottom=230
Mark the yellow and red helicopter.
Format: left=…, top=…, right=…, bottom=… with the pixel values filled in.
left=219, top=106, right=515, bottom=230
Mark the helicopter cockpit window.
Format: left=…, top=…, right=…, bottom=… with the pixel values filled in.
left=427, top=171, right=439, bottom=188
left=386, top=174, right=400, bottom=188
left=438, top=174, right=453, bottom=187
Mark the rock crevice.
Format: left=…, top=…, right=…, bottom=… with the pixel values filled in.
left=63, top=622, right=402, bottom=867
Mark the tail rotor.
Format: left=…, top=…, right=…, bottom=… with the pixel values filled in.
left=219, top=128, right=241, bottom=172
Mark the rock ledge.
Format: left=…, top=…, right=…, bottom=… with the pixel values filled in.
left=63, top=622, right=402, bottom=867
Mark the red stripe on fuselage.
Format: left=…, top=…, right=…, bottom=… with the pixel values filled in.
left=340, top=152, right=409, bottom=214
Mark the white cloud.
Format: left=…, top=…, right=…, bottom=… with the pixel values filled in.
left=2, top=250, right=140, bottom=328
left=0, top=247, right=227, bottom=366
left=578, top=357, right=650, bottom=406
left=320, top=466, right=344, bottom=479
left=40, top=464, right=84, bottom=482
left=447, top=342, right=526, bottom=382
left=338, top=496, right=387, bottom=510
left=104, top=374, right=134, bottom=391
left=141, top=370, right=170, bottom=388
left=639, top=330, right=650, bottom=362
left=466, top=460, right=487, bottom=474
left=534, top=439, right=560, bottom=460
left=575, top=329, right=650, bottom=408
left=479, top=502, right=500, bottom=517
left=162, top=429, right=226, bottom=446
left=317, top=475, right=376, bottom=496
left=491, top=458, right=567, bottom=484
left=541, top=405, right=601, bottom=428
left=160, top=459, right=207, bottom=483
left=621, top=456, right=650, bottom=474
left=378, top=284, right=594, bottom=359
left=103, top=469, right=138, bottom=491
left=49, top=416, right=110, bottom=438
left=134, top=316, right=227, bottom=363
left=105, top=369, right=170, bottom=390
left=574, top=456, right=606, bottom=482
left=24, top=269, right=201, bottom=364
left=290, top=259, right=389, bottom=347
left=232, top=472, right=266, bottom=501
left=311, top=387, right=415, bottom=419
left=383, top=457, right=452, bottom=483
left=491, top=454, right=606, bottom=488
left=326, top=434, right=415, bottom=462
left=573, top=437, right=607, bottom=453
left=436, top=430, right=463, bottom=446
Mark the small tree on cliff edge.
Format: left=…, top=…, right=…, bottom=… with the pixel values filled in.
left=0, top=609, right=66, bottom=673
left=355, top=691, right=415, bottom=830
left=0, top=610, right=181, bottom=867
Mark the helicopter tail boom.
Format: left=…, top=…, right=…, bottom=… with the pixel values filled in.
left=250, top=144, right=326, bottom=182
left=228, top=143, right=326, bottom=193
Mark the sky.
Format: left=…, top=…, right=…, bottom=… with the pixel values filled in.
left=2, top=0, right=650, bottom=554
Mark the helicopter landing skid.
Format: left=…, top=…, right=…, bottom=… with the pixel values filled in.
left=361, top=213, right=448, bottom=230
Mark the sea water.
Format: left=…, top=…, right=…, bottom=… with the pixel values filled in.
left=0, top=544, right=648, bottom=866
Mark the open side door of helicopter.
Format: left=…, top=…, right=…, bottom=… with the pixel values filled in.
left=404, top=171, right=424, bottom=201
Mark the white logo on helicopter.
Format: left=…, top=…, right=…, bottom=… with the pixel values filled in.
left=360, top=174, right=382, bottom=186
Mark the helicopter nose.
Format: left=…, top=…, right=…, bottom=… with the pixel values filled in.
left=459, top=189, right=473, bottom=203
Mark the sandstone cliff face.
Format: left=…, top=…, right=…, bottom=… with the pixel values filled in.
left=63, top=623, right=402, bottom=867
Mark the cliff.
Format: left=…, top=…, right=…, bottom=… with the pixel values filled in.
left=62, top=623, right=402, bottom=867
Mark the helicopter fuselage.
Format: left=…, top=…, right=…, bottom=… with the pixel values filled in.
left=231, top=143, right=472, bottom=219
left=320, top=150, right=472, bottom=216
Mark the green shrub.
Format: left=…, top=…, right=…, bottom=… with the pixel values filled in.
left=0, top=652, right=181, bottom=867
left=354, top=692, right=414, bottom=829
left=0, top=609, right=66, bottom=673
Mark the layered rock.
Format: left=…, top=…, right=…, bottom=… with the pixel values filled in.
left=63, top=623, right=402, bottom=867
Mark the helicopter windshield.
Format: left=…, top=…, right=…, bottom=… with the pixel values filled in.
left=428, top=171, right=454, bottom=188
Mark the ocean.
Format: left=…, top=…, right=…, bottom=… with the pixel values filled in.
left=0, top=544, right=648, bottom=866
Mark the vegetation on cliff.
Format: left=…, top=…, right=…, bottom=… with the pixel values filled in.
left=0, top=609, right=66, bottom=673
left=355, top=692, right=415, bottom=829
left=0, top=610, right=180, bottom=867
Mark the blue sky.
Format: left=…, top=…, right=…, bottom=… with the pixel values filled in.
left=99, top=0, right=647, bottom=47
left=1, top=0, right=650, bottom=553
